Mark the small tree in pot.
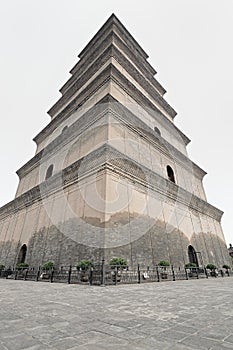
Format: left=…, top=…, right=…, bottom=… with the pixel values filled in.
left=109, top=257, right=127, bottom=282
left=222, top=264, right=230, bottom=276
left=185, top=262, right=197, bottom=277
left=76, top=260, right=93, bottom=282
left=16, top=263, right=29, bottom=277
left=206, top=263, right=217, bottom=277
left=158, top=261, right=170, bottom=279
left=223, top=264, right=230, bottom=270
left=16, top=263, right=29, bottom=270
left=40, top=261, right=54, bottom=279
left=42, top=261, right=54, bottom=270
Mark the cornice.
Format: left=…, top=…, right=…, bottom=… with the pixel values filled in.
left=104, top=160, right=221, bottom=221
left=62, top=31, right=161, bottom=96
left=47, top=62, right=176, bottom=131
left=35, top=65, right=114, bottom=144
left=36, top=63, right=177, bottom=148
left=49, top=45, right=170, bottom=119
left=111, top=64, right=177, bottom=118
left=1, top=144, right=222, bottom=222
left=78, top=14, right=149, bottom=62
left=21, top=94, right=201, bottom=183
left=105, top=102, right=203, bottom=179
left=18, top=98, right=110, bottom=178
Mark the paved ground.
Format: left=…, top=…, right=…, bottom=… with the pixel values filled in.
left=0, top=278, right=233, bottom=350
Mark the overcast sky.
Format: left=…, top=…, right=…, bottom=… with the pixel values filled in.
left=0, top=1, right=232, bottom=245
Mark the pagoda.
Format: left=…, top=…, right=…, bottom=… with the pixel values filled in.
left=0, top=14, right=230, bottom=269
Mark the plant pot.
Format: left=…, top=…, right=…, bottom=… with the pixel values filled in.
left=111, top=271, right=121, bottom=282
left=161, top=272, right=168, bottom=279
left=80, top=273, right=89, bottom=282
left=210, top=271, right=217, bottom=277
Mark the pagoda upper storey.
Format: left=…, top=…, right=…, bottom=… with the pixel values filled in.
left=15, top=14, right=209, bottom=203
left=46, top=14, right=177, bottom=123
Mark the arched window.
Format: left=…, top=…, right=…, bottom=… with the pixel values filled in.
left=188, top=245, right=199, bottom=266
left=17, top=244, right=27, bottom=264
left=154, top=127, right=161, bottom=136
left=45, top=164, right=54, bottom=180
left=62, top=126, right=68, bottom=134
left=167, top=165, right=176, bottom=183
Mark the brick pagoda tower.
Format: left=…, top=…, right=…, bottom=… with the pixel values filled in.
left=0, top=15, right=230, bottom=269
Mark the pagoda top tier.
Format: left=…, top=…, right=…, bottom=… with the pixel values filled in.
left=47, top=14, right=177, bottom=121
left=78, top=14, right=149, bottom=62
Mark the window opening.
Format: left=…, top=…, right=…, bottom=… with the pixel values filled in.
left=167, top=165, right=175, bottom=183
left=45, top=164, right=54, bottom=180
left=154, top=127, right=161, bottom=136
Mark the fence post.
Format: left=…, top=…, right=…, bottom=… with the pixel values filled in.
left=156, top=265, right=160, bottom=282
left=100, top=259, right=105, bottom=286
left=36, top=267, right=40, bottom=281
left=185, top=268, right=188, bottom=280
left=171, top=265, right=175, bottom=281
left=137, top=264, right=141, bottom=284
left=89, top=267, right=93, bottom=286
left=14, top=270, right=18, bottom=280
left=204, top=266, right=208, bottom=279
left=24, top=269, right=28, bottom=281
left=196, top=268, right=199, bottom=279
left=50, top=268, right=54, bottom=283
left=114, top=267, right=118, bottom=286
left=68, top=265, right=72, bottom=284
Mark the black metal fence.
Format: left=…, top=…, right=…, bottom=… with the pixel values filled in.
left=0, top=263, right=231, bottom=286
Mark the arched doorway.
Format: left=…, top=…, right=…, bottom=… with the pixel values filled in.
left=17, top=244, right=27, bottom=264
left=188, top=245, right=199, bottom=266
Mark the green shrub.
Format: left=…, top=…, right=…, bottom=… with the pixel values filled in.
left=0, top=264, right=5, bottom=271
left=109, top=257, right=127, bottom=269
left=42, top=261, right=54, bottom=270
left=16, top=263, right=29, bottom=270
left=158, top=260, right=170, bottom=267
left=76, top=260, right=93, bottom=271
left=206, top=264, right=216, bottom=270
left=185, top=263, right=197, bottom=268
left=223, top=264, right=230, bottom=269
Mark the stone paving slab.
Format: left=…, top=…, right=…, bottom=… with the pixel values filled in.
left=0, top=278, right=233, bottom=349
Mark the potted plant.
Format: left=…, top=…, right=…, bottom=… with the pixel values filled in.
left=206, top=264, right=217, bottom=277
left=16, top=263, right=29, bottom=270
left=223, top=264, right=230, bottom=270
left=109, top=257, right=127, bottom=282
left=76, top=260, right=93, bottom=282
left=185, top=262, right=197, bottom=277
left=158, top=261, right=170, bottom=279
left=16, top=263, right=29, bottom=277
left=222, top=264, right=230, bottom=276
left=40, top=261, right=54, bottom=279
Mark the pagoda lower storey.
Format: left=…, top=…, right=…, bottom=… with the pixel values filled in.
left=0, top=145, right=230, bottom=269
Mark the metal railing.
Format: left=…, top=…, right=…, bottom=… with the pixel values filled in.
left=0, top=263, right=231, bottom=286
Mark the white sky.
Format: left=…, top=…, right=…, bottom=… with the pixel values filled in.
left=0, top=1, right=232, bottom=245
